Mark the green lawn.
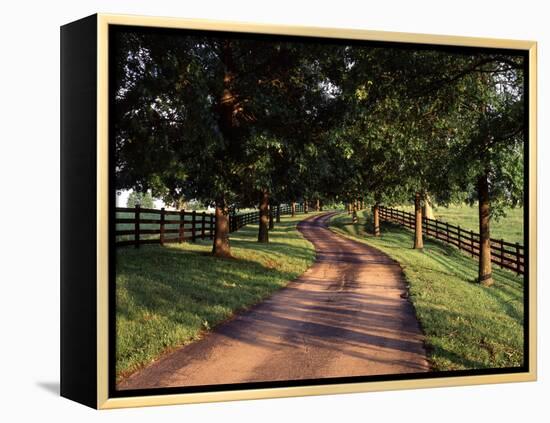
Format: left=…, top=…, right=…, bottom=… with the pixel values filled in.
left=396, top=203, right=524, bottom=244
left=115, top=213, right=319, bottom=380
left=329, top=210, right=524, bottom=372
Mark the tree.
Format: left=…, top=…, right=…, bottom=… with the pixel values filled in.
left=112, top=27, right=525, bottom=279
left=329, top=47, right=426, bottom=237
left=328, top=45, right=524, bottom=275
left=406, top=54, right=525, bottom=285
left=126, top=191, right=154, bottom=208
left=112, top=29, right=348, bottom=253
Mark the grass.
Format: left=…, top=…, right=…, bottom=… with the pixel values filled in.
left=329, top=210, right=524, bottom=372
left=396, top=203, right=524, bottom=244
left=115, top=213, right=319, bottom=380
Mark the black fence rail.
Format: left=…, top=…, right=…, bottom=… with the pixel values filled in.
left=279, top=202, right=305, bottom=215
left=115, top=206, right=215, bottom=248
left=116, top=202, right=307, bottom=248
left=229, top=210, right=258, bottom=232
left=378, top=206, right=524, bottom=275
left=228, top=202, right=305, bottom=232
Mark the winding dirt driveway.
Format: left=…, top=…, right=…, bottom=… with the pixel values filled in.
left=118, top=212, right=429, bottom=390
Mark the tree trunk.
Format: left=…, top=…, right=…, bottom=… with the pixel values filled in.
left=352, top=202, right=358, bottom=223
left=212, top=199, right=231, bottom=258
left=291, top=201, right=296, bottom=217
left=212, top=43, right=237, bottom=259
left=276, top=204, right=281, bottom=223
left=413, top=192, right=424, bottom=249
left=373, top=203, right=381, bottom=236
left=315, top=198, right=320, bottom=212
left=422, top=194, right=435, bottom=220
left=347, top=203, right=351, bottom=215
left=478, top=173, right=494, bottom=286
left=304, top=198, right=309, bottom=214
left=268, top=203, right=274, bottom=230
left=258, top=191, right=269, bottom=243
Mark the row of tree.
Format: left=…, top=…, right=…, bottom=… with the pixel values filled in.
left=112, top=28, right=525, bottom=286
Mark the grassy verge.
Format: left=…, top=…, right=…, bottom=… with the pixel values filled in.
left=329, top=210, right=524, bottom=372
left=396, top=203, right=523, bottom=244
left=116, top=213, right=319, bottom=380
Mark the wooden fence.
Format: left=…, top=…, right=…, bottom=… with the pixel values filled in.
left=228, top=203, right=305, bottom=232
left=116, top=202, right=306, bottom=248
left=115, top=206, right=215, bottom=248
left=378, top=206, right=524, bottom=275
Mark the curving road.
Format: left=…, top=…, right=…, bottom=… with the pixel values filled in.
left=118, top=212, right=429, bottom=390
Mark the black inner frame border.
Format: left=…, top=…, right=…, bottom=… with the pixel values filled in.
left=107, top=23, right=531, bottom=399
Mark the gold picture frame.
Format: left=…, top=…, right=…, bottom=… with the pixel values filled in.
left=60, top=13, right=537, bottom=409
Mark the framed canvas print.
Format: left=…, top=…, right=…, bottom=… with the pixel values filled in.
left=60, top=13, right=537, bottom=409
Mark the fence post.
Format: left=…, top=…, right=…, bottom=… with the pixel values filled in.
left=201, top=212, right=206, bottom=239
left=470, top=230, right=475, bottom=257
left=457, top=225, right=461, bottom=250
left=210, top=214, right=215, bottom=239
left=159, top=207, right=166, bottom=246
left=424, top=216, right=428, bottom=236
left=234, top=210, right=239, bottom=231
left=191, top=210, right=197, bottom=242
left=515, top=242, right=521, bottom=275
left=424, top=217, right=428, bottom=236
left=134, top=204, right=140, bottom=248
left=500, top=238, right=504, bottom=267
left=446, top=222, right=449, bottom=242
left=179, top=209, right=185, bottom=243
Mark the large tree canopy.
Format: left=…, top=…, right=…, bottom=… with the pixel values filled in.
left=112, top=27, right=525, bottom=281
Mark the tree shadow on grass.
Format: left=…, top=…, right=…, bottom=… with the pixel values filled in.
left=415, top=304, right=524, bottom=370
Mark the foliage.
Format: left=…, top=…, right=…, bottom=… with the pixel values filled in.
left=126, top=190, right=154, bottom=208
left=112, top=28, right=525, bottom=216
left=112, top=30, right=344, bottom=209
left=111, top=27, right=526, bottom=272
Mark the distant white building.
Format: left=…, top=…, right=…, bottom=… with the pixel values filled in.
left=115, top=189, right=170, bottom=209
left=115, top=189, right=130, bottom=207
